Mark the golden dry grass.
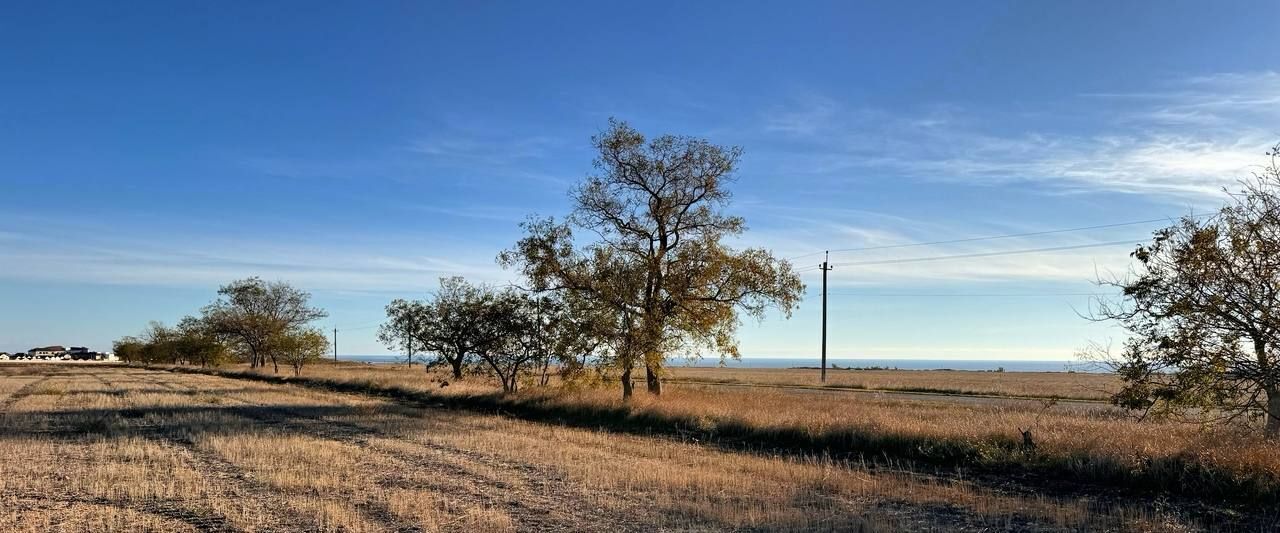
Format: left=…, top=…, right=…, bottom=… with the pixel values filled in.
left=235, top=361, right=1280, bottom=503
left=0, top=364, right=1268, bottom=531
left=664, top=367, right=1121, bottom=401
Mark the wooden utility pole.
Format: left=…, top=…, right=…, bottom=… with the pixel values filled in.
left=333, top=327, right=338, bottom=361
left=405, top=315, right=415, bottom=368
left=820, top=252, right=833, bottom=383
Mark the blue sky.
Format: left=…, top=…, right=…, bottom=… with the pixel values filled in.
left=2, top=2, right=1278, bottom=359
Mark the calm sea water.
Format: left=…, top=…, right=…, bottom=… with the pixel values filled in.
left=337, top=355, right=1102, bottom=373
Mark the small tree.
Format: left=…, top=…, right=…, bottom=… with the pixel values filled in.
left=115, top=318, right=229, bottom=366
left=203, top=277, right=328, bottom=372
left=379, top=277, right=504, bottom=379
left=472, top=290, right=538, bottom=393
left=175, top=316, right=231, bottom=367
left=1093, top=144, right=1280, bottom=437
left=141, top=321, right=178, bottom=364
left=379, top=300, right=423, bottom=368
left=112, top=337, right=146, bottom=363
left=275, top=328, right=329, bottom=376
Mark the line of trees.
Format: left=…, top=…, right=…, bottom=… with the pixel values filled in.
left=382, top=120, right=804, bottom=398
left=379, top=277, right=609, bottom=393
left=114, top=277, right=329, bottom=376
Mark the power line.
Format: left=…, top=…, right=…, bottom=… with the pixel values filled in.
left=828, top=239, right=1138, bottom=267
left=788, top=214, right=1209, bottom=261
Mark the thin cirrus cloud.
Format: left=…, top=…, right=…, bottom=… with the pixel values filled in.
left=0, top=222, right=511, bottom=293
left=1088, top=71, right=1280, bottom=126
left=729, top=206, right=1142, bottom=287
left=792, top=236, right=1138, bottom=287
left=407, top=133, right=576, bottom=187
left=239, top=129, right=572, bottom=186
left=408, top=135, right=562, bottom=161
left=407, top=204, right=540, bottom=223
left=754, top=72, right=1280, bottom=198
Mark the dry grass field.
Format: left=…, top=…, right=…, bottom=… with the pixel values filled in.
left=228, top=362, right=1280, bottom=503
left=0, top=363, right=1275, bottom=532
left=663, top=367, right=1120, bottom=401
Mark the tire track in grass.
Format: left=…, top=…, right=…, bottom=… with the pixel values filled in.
left=246, top=401, right=611, bottom=533
left=276, top=390, right=650, bottom=530
left=0, top=374, right=52, bottom=411
left=110, top=368, right=316, bottom=532
left=0, top=368, right=243, bottom=533
left=2, top=489, right=238, bottom=533
left=187, top=372, right=641, bottom=532
left=137, top=369, right=422, bottom=532
left=91, top=368, right=244, bottom=532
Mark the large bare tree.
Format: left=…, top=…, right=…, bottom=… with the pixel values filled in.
left=501, top=120, right=804, bottom=398
left=1093, top=144, right=1280, bottom=437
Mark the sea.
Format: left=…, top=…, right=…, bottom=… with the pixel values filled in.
left=335, top=355, right=1103, bottom=373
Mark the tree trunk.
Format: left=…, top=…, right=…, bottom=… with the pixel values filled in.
left=1267, top=387, right=1280, bottom=438
left=450, top=358, right=464, bottom=379
left=1256, top=340, right=1278, bottom=438
left=620, top=366, right=634, bottom=399
left=645, top=364, right=662, bottom=395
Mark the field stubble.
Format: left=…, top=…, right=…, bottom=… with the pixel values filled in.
left=0, top=363, right=1272, bottom=531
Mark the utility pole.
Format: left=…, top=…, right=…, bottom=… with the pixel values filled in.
left=406, top=315, right=414, bottom=369
left=333, top=327, right=338, bottom=361
left=820, top=251, right=833, bottom=383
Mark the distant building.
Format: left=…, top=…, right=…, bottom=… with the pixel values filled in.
left=69, top=349, right=104, bottom=361
left=30, top=346, right=67, bottom=357
left=9, top=345, right=108, bottom=362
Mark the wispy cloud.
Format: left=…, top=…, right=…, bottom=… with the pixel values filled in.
left=241, top=122, right=572, bottom=187
left=0, top=220, right=513, bottom=292
left=762, top=93, right=844, bottom=136
left=240, top=153, right=414, bottom=181
left=406, top=204, right=536, bottom=223
left=756, top=71, right=1280, bottom=197
left=409, top=135, right=559, bottom=161
left=405, top=131, right=574, bottom=186
left=813, top=242, right=1134, bottom=286
left=1088, top=71, right=1280, bottom=127
left=732, top=206, right=1141, bottom=286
